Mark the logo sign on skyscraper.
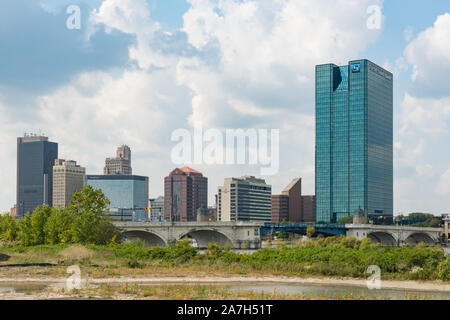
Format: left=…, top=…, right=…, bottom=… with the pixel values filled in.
left=351, top=64, right=361, bottom=73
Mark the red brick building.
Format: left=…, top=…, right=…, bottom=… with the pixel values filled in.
left=164, top=167, right=207, bottom=222
left=271, top=195, right=289, bottom=222
left=272, top=178, right=302, bottom=223
left=271, top=178, right=316, bottom=223
left=301, top=195, right=316, bottom=222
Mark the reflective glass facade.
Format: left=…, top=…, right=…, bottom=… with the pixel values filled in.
left=315, top=60, right=393, bottom=224
left=87, top=175, right=149, bottom=221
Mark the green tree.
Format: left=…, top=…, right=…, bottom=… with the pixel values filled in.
left=68, top=186, right=117, bottom=245
left=68, top=185, right=110, bottom=215
left=44, top=208, right=74, bottom=244
left=30, top=205, right=52, bottom=245
left=17, top=205, right=52, bottom=246
left=0, top=214, right=18, bottom=242
left=17, top=214, right=34, bottom=246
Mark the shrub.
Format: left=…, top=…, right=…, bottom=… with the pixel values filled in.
left=437, top=259, right=450, bottom=281
left=59, top=245, right=94, bottom=263
left=206, top=243, right=223, bottom=259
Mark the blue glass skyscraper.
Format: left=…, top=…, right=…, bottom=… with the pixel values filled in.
left=315, top=59, right=393, bottom=224
left=86, top=175, right=149, bottom=221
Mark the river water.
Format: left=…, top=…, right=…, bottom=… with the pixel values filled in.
left=0, top=281, right=449, bottom=300
left=229, top=283, right=450, bottom=300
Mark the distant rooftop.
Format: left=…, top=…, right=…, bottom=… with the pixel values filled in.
left=282, top=178, right=301, bottom=194
left=180, top=166, right=202, bottom=175
left=18, top=134, right=49, bottom=143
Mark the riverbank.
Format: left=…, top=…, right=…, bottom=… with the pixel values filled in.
left=1, top=240, right=449, bottom=282
left=0, top=275, right=449, bottom=300
left=1, top=275, right=449, bottom=292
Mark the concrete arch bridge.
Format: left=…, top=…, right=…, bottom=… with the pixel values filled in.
left=346, top=224, right=443, bottom=247
left=114, top=221, right=263, bottom=249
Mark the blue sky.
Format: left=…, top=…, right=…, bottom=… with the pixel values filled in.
left=0, top=0, right=449, bottom=215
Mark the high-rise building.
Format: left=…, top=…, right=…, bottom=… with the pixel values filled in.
left=52, top=159, right=86, bottom=208
left=301, top=195, right=316, bottom=223
left=16, top=134, right=58, bottom=217
left=315, top=59, right=393, bottom=224
left=218, top=176, right=272, bottom=222
left=87, top=174, right=149, bottom=221
left=164, top=167, right=208, bottom=222
left=149, top=196, right=164, bottom=221
left=104, top=145, right=132, bottom=175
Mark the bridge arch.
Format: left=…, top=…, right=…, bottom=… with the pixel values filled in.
left=121, top=230, right=167, bottom=247
left=367, top=232, right=397, bottom=247
left=179, top=229, right=232, bottom=249
left=404, top=233, right=436, bottom=246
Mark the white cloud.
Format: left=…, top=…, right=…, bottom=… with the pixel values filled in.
left=0, top=0, right=386, bottom=211
left=404, top=13, right=450, bottom=96
left=394, top=13, right=450, bottom=214
left=399, top=94, right=450, bottom=137
left=180, top=0, right=384, bottom=127
left=90, top=0, right=173, bottom=69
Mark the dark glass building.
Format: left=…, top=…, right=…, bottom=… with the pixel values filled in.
left=315, top=59, right=393, bottom=224
left=16, top=135, right=58, bottom=217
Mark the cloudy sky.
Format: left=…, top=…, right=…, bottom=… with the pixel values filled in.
left=0, top=0, right=449, bottom=215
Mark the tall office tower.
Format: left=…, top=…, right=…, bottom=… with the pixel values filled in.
left=104, top=145, right=132, bottom=175
left=52, top=159, right=86, bottom=208
left=218, top=176, right=272, bottom=222
left=271, top=178, right=302, bottom=223
left=164, top=167, right=208, bottom=222
left=16, top=134, right=58, bottom=217
left=301, top=195, right=316, bottom=222
left=315, top=59, right=393, bottom=224
left=87, top=174, right=149, bottom=221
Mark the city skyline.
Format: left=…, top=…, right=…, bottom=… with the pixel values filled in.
left=1, top=1, right=450, bottom=215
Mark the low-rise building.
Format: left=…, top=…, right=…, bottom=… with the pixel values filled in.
left=150, top=196, right=164, bottom=221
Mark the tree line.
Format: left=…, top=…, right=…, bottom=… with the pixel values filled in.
left=0, top=186, right=118, bottom=246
